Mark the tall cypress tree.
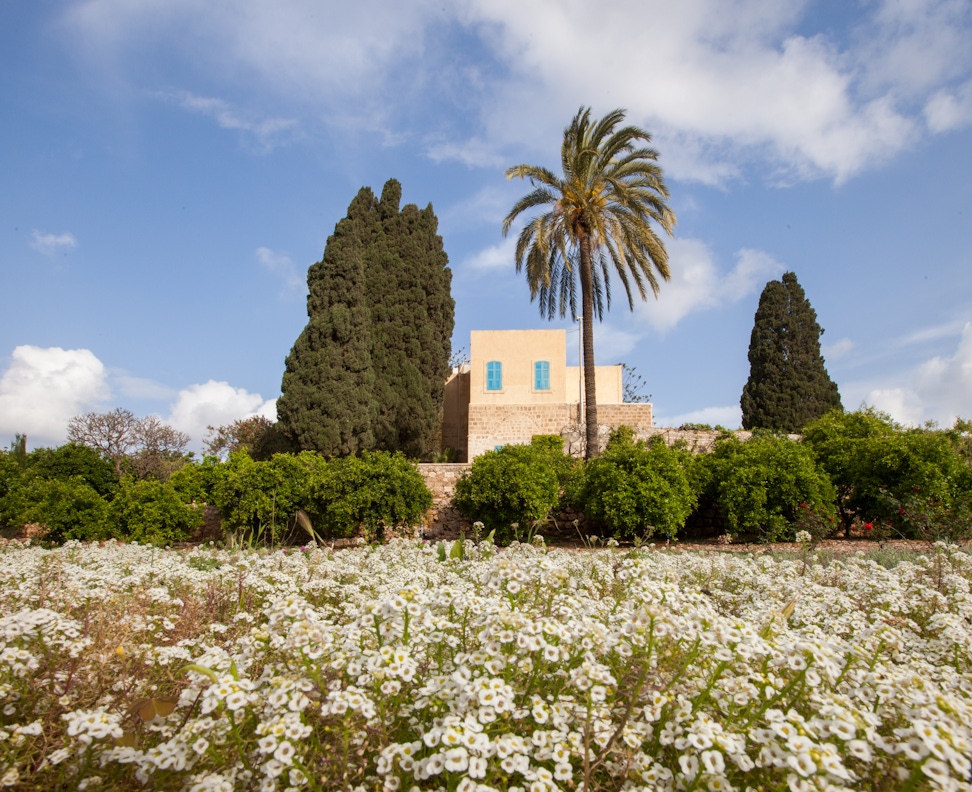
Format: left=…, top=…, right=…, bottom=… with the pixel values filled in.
left=366, top=180, right=454, bottom=457
left=279, top=180, right=454, bottom=458
left=741, top=271, right=842, bottom=432
left=277, top=188, right=379, bottom=455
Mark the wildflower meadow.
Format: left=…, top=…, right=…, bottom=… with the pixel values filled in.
left=2, top=538, right=972, bottom=791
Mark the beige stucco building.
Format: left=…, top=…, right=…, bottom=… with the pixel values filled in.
left=442, top=329, right=653, bottom=460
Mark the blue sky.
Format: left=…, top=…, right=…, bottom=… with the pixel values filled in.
left=2, top=0, right=971, bottom=451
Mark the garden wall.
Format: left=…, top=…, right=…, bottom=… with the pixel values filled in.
left=465, top=403, right=656, bottom=460
left=419, top=426, right=747, bottom=540
left=416, top=463, right=472, bottom=539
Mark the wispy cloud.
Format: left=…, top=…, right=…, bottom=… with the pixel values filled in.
left=30, top=230, right=77, bottom=256
left=461, top=236, right=517, bottom=274
left=822, top=338, right=854, bottom=360
left=653, top=405, right=743, bottom=430
left=160, top=91, right=299, bottom=151
left=637, top=242, right=784, bottom=333
left=256, top=247, right=305, bottom=297
left=425, top=136, right=504, bottom=169
left=845, top=322, right=972, bottom=427
left=64, top=0, right=972, bottom=184
left=898, top=319, right=969, bottom=346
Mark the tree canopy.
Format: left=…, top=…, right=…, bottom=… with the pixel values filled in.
left=741, top=272, right=842, bottom=432
left=277, top=180, right=454, bottom=458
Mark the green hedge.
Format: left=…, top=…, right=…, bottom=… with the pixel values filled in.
left=697, top=432, right=836, bottom=542
left=579, top=428, right=696, bottom=539
left=453, top=440, right=563, bottom=544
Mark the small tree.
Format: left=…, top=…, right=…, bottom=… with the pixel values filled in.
left=312, top=451, right=432, bottom=541
left=107, top=478, right=203, bottom=546
left=453, top=443, right=561, bottom=544
left=698, top=433, right=836, bottom=543
left=204, top=416, right=292, bottom=461
left=579, top=427, right=696, bottom=539
left=741, top=272, right=842, bottom=432
left=803, top=408, right=972, bottom=537
left=19, top=477, right=110, bottom=543
left=621, top=364, right=652, bottom=403
left=67, top=408, right=140, bottom=478
left=67, top=409, right=190, bottom=480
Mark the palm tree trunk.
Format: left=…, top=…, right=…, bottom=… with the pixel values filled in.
left=579, top=235, right=599, bottom=458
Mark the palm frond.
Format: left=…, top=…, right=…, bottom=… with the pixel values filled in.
left=504, top=105, right=676, bottom=323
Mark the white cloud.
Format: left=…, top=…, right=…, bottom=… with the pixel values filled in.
left=62, top=0, right=972, bottom=183
left=457, top=0, right=935, bottom=183
left=425, top=137, right=504, bottom=168
left=256, top=246, right=305, bottom=296
left=161, top=91, right=298, bottom=151
left=111, top=372, right=177, bottom=401
left=590, top=323, right=640, bottom=365
left=654, top=405, right=743, bottom=430
left=0, top=346, right=281, bottom=452
left=638, top=241, right=783, bottom=332
left=462, top=236, right=517, bottom=273
left=30, top=230, right=77, bottom=256
left=68, top=0, right=445, bottom=128
left=0, top=346, right=109, bottom=447
left=860, top=322, right=972, bottom=426
left=166, top=380, right=277, bottom=449
left=440, top=185, right=517, bottom=232
left=864, top=387, right=926, bottom=427
left=822, top=337, right=854, bottom=360
left=924, top=81, right=972, bottom=133
left=859, top=0, right=972, bottom=98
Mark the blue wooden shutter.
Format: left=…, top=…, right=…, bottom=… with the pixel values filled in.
left=534, top=360, right=550, bottom=390
left=486, top=361, right=502, bottom=390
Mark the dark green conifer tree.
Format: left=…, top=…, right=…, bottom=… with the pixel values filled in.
left=741, top=271, right=842, bottom=432
left=279, top=180, right=454, bottom=458
left=366, top=180, right=454, bottom=457
left=277, top=187, right=379, bottom=456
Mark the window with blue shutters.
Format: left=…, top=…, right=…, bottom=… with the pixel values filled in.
left=534, top=360, right=550, bottom=391
left=486, top=361, right=502, bottom=391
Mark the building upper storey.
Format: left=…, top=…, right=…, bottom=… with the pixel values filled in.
left=468, top=329, right=623, bottom=406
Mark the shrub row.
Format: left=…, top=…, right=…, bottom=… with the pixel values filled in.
left=0, top=446, right=431, bottom=546
left=452, top=410, right=972, bottom=544
left=3, top=409, right=969, bottom=547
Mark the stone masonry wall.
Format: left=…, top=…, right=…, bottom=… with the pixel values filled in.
left=417, top=463, right=472, bottom=540
left=466, top=404, right=576, bottom=460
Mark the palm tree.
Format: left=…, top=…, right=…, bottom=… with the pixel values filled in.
left=503, top=107, right=676, bottom=458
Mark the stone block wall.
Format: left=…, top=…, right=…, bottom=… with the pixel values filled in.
left=417, top=463, right=472, bottom=539
left=465, top=402, right=660, bottom=460
left=466, top=403, right=577, bottom=460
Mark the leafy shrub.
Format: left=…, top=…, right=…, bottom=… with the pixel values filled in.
left=803, top=409, right=972, bottom=536
left=579, top=428, right=696, bottom=539
left=27, top=443, right=119, bottom=499
left=876, top=487, right=972, bottom=544
left=106, top=478, right=204, bottom=546
left=169, top=455, right=225, bottom=506
left=213, top=452, right=324, bottom=543
left=453, top=443, right=560, bottom=544
left=698, top=433, right=836, bottom=542
left=18, top=477, right=110, bottom=543
left=312, top=451, right=431, bottom=541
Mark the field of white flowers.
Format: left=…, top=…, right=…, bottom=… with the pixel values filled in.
left=2, top=538, right=971, bottom=792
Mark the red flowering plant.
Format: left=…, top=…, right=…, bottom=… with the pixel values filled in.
left=791, top=501, right=838, bottom=546
left=876, top=487, right=972, bottom=544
